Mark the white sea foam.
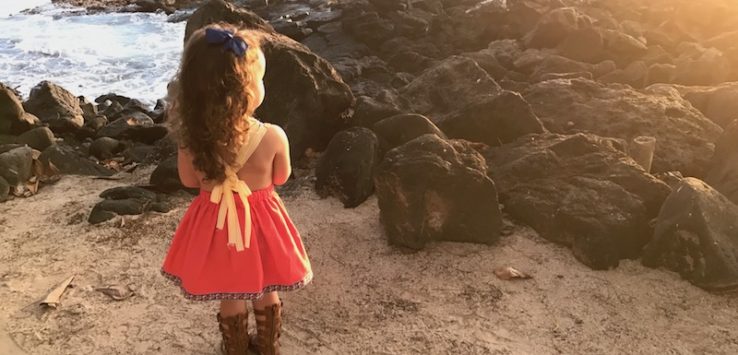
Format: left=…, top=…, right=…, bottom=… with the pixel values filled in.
left=0, top=3, right=185, bottom=105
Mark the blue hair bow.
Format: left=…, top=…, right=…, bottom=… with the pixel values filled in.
left=205, top=28, right=248, bottom=57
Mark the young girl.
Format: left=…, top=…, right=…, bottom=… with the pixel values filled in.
left=161, top=23, right=312, bottom=355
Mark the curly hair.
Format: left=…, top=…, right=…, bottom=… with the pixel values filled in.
left=168, top=23, right=264, bottom=182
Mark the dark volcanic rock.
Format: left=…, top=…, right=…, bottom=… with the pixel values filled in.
left=429, top=1, right=514, bottom=52
left=400, top=56, right=501, bottom=120
left=343, top=10, right=396, bottom=48
left=184, top=0, right=273, bottom=40
left=272, top=19, right=313, bottom=41
left=522, top=78, right=722, bottom=176
left=438, top=91, right=546, bottom=147
left=23, top=81, right=85, bottom=133
left=372, top=113, right=446, bottom=153
left=150, top=156, right=183, bottom=190
left=89, top=199, right=147, bottom=224
left=96, top=111, right=154, bottom=138
left=84, top=115, right=109, bottom=132
left=134, top=0, right=175, bottom=14
left=17, top=127, right=55, bottom=151
left=350, top=95, right=402, bottom=128
left=100, top=101, right=125, bottom=120
left=90, top=137, right=124, bottom=160
left=676, top=82, right=738, bottom=128
left=673, top=46, right=732, bottom=86
left=185, top=0, right=355, bottom=160
left=601, top=29, right=648, bottom=66
left=369, top=0, right=407, bottom=13
left=524, top=7, right=592, bottom=49
left=120, top=99, right=153, bottom=117
left=124, top=143, right=158, bottom=163
left=79, top=96, right=98, bottom=121
left=1, top=83, right=39, bottom=135
left=645, top=63, right=676, bottom=85
left=513, top=52, right=615, bottom=81
left=100, top=185, right=157, bottom=202
left=95, top=93, right=133, bottom=106
left=705, top=120, right=738, bottom=205
left=482, top=133, right=672, bottom=270
left=256, top=33, right=355, bottom=159
left=89, top=185, right=167, bottom=224
left=0, top=176, right=9, bottom=202
left=39, top=144, right=114, bottom=176
left=643, top=178, right=738, bottom=292
left=557, top=27, right=605, bottom=63
left=316, top=127, right=379, bottom=208
left=0, top=146, right=34, bottom=186
left=598, top=61, right=648, bottom=88
left=375, top=134, right=502, bottom=249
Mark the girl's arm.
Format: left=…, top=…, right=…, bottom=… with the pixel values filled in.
left=271, top=126, right=292, bottom=186
left=177, top=148, right=201, bottom=188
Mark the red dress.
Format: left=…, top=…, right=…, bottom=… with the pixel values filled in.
left=161, top=119, right=312, bottom=300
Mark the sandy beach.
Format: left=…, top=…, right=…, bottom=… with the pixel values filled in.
left=1, top=171, right=737, bottom=354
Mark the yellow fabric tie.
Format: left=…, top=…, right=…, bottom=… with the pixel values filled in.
left=210, top=166, right=253, bottom=251
left=209, top=117, right=267, bottom=252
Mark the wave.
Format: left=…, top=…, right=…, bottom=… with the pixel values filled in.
left=0, top=4, right=185, bottom=104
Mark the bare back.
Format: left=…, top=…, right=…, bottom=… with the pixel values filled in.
left=177, top=123, right=292, bottom=191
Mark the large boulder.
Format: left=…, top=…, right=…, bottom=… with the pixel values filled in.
left=437, top=90, right=546, bottom=146
left=1, top=83, right=39, bottom=135
left=89, top=199, right=147, bottom=224
left=23, top=81, right=85, bottom=133
left=97, top=112, right=167, bottom=144
left=705, top=120, right=738, bottom=205
left=513, top=51, right=615, bottom=81
left=17, top=127, right=55, bottom=151
left=523, top=7, right=592, bottom=49
left=372, top=113, right=446, bottom=153
left=400, top=56, right=502, bottom=120
left=343, top=10, right=396, bottom=48
left=90, top=137, right=124, bottom=160
left=556, top=27, right=605, bottom=63
left=185, top=0, right=354, bottom=160
left=600, top=29, right=648, bottom=67
left=598, top=61, right=649, bottom=88
left=150, top=156, right=183, bottom=190
left=315, top=128, right=379, bottom=208
left=643, top=178, right=738, bottom=292
left=0, top=146, right=34, bottom=186
left=522, top=78, right=723, bottom=176
left=481, top=133, right=672, bottom=269
left=427, top=1, right=512, bottom=52
left=375, top=134, right=502, bottom=249
left=89, top=185, right=171, bottom=224
left=183, top=0, right=273, bottom=40
left=350, top=95, right=402, bottom=128
left=675, top=82, right=738, bottom=128
left=673, top=46, right=733, bottom=86
left=39, top=145, right=114, bottom=176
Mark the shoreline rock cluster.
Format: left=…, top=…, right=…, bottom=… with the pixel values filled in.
left=5, top=0, right=738, bottom=292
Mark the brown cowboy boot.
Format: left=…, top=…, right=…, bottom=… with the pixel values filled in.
left=217, top=312, right=249, bottom=355
left=251, top=302, right=282, bottom=355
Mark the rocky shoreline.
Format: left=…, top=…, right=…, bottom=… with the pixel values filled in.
left=3, top=1, right=738, bottom=353
left=4, top=0, right=738, bottom=293
left=49, top=0, right=205, bottom=14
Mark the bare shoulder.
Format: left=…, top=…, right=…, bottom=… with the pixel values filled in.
left=264, top=123, right=288, bottom=145
left=265, top=123, right=287, bottom=139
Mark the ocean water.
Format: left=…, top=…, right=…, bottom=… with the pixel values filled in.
left=0, top=2, right=185, bottom=105
left=0, top=0, right=52, bottom=17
